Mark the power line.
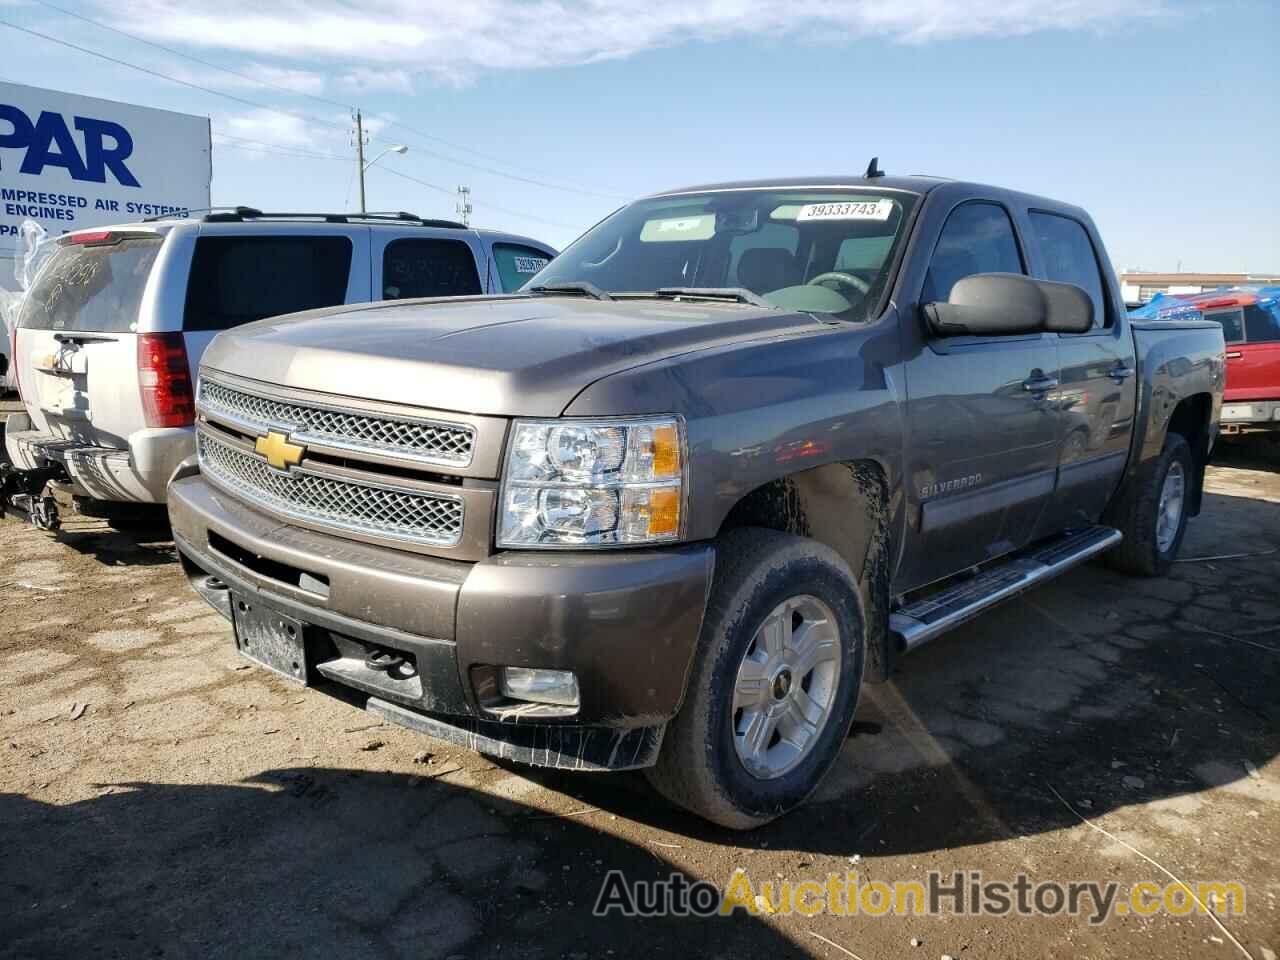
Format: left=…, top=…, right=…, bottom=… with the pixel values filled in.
left=3, top=14, right=627, bottom=205
left=384, top=119, right=629, bottom=201
left=375, top=166, right=579, bottom=230
left=211, top=135, right=348, bottom=163
left=0, top=17, right=351, bottom=137
left=31, top=0, right=355, bottom=111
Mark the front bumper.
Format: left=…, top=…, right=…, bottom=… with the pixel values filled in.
left=168, top=475, right=715, bottom=769
left=5, top=413, right=193, bottom=503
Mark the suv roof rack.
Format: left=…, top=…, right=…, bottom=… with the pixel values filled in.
left=193, top=207, right=467, bottom=228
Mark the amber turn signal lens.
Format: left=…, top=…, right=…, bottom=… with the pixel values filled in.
left=646, top=486, right=681, bottom=537
left=650, top=423, right=681, bottom=479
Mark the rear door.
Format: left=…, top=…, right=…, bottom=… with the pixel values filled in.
left=181, top=224, right=370, bottom=379
left=1027, top=210, right=1138, bottom=528
left=373, top=231, right=485, bottom=300
left=15, top=229, right=166, bottom=448
left=1222, top=303, right=1280, bottom=409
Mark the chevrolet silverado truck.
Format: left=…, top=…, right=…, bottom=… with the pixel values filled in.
left=169, top=173, right=1225, bottom=829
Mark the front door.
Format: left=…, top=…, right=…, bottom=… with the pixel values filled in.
left=899, top=200, right=1062, bottom=591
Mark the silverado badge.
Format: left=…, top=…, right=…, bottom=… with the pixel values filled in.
left=255, top=431, right=305, bottom=471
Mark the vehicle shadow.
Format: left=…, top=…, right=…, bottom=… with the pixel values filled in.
left=51, top=503, right=176, bottom=568
left=0, top=767, right=794, bottom=959
left=516, top=488, right=1280, bottom=859
left=1214, top=435, right=1280, bottom=472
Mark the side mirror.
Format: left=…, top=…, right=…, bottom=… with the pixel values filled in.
left=922, top=273, right=1094, bottom=337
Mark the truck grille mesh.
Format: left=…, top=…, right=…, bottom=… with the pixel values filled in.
left=197, top=431, right=464, bottom=546
left=199, top=379, right=474, bottom=466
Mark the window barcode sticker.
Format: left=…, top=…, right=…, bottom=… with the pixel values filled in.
left=513, top=256, right=550, bottom=274
left=796, top=199, right=894, bottom=222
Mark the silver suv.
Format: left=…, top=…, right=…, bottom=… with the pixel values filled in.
left=4, top=209, right=555, bottom=511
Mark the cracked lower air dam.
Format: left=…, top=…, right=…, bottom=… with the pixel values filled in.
left=365, top=697, right=665, bottom=771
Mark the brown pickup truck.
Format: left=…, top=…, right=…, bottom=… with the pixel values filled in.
left=169, top=173, right=1225, bottom=827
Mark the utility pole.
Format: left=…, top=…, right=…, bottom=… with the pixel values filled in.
left=353, top=109, right=367, bottom=214
left=456, top=185, right=472, bottom=226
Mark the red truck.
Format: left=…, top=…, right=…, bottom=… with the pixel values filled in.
left=1133, top=287, right=1280, bottom=437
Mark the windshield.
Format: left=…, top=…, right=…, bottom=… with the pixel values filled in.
left=527, top=188, right=918, bottom=320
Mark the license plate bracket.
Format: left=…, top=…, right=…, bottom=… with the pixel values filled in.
left=231, top=595, right=308, bottom=684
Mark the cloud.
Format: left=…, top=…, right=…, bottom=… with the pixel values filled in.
left=219, top=108, right=316, bottom=147
left=339, top=67, right=415, bottom=95
left=97, top=0, right=1170, bottom=82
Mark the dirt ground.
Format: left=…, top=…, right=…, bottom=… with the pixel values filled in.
left=1, top=428, right=1277, bottom=960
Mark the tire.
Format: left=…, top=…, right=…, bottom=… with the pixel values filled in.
left=1106, top=431, right=1194, bottom=576
left=645, top=528, right=865, bottom=830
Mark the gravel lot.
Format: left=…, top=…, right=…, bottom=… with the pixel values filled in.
left=1, top=421, right=1277, bottom=960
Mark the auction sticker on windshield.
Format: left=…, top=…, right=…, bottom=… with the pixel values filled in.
left=796, top=199, right=893, bottom=222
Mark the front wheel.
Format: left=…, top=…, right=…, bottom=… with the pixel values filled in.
left=645, top=528, right=865, bottom=829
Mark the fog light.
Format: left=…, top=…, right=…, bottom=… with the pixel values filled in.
left=499, top=667, right=581, bottom=707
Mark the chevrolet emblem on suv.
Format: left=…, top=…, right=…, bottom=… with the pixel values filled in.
left=255, top=431, right=305, bottom=470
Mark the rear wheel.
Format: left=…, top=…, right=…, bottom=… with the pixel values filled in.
left=645, top=528, right=864, bottom=829
left=1106, top=432, right=1194, bottom=576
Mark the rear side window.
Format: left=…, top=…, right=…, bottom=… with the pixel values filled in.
left=1030, top=212, right=1109, bottom=329
left=19, top=235, right=162, bottom=333
left=383, top=238, right=482, bottom=299
left=184, top=236, right=352, bottom=331
left=1243, top=303, right=1280, bottom=343
left=922, top=202, right=1024, bottom=305
left=1206, top=308, right=1245, bottom=344
left=492, top=243, right=552, bottom=293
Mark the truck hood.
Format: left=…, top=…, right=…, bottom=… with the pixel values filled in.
left=200, top=295, right=825, bottom=417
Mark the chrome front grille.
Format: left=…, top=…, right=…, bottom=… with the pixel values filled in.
left=199, top=378, right=474, bottom=467
left=197, top=430, right=464, bottom=547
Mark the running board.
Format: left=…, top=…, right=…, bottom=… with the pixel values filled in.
left=890, top=526, right=1122, bottom=651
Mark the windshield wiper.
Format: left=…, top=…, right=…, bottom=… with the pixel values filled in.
left=526, top=281, right=614, bottom=301
left=651, top=287, right=773, bottom=308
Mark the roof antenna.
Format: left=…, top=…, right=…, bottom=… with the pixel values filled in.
left=864, top=156, right=884, bottom=179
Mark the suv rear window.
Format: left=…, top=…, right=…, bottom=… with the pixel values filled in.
left=19, top=234, right=163, bottom=333
left=493, top=243, right=552, bottom=292
left=382, top=238, right=482, bottom=299
left=183, top=236, right=353, bottom=331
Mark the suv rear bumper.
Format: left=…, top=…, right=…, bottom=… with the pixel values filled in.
left=5, top=414, right=193, bottom=503
left=168, top=475, right=715, bottom=768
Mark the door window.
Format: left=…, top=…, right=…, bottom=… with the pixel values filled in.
left=184, top=236, right=353, bottom=331
left=922, top=202, right=1025, bottom=305
left=1029, top=212, right=1109, bottom=329
left=1243, top=303, right=1280, bottom=343
left=383, top=238, right=482, bottom=299
left=1204, top=308, right=1245, bottom=345
left=492, top=243, right=553, bottom=292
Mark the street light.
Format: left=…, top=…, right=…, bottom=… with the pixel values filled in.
left=357, top=141, right=408, bottom=214
left=364, top=143, right=408, bottom=173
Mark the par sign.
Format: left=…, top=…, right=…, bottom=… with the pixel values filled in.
left=0, top=81, right=210, bottom=260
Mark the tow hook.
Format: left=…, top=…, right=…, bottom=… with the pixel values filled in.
left=1, top=463, right=64, bottom=530
left=10, top=492, right=60, bottom=531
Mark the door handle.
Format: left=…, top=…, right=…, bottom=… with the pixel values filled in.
left=1022, top=375, right=1058, bottom=393
left=1226, top=351, right=1242, bottom=360
left=1109, top=365, right=1136, bottom=382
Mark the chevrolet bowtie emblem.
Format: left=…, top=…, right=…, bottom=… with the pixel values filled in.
left=255, top=431, right=305, bottom=470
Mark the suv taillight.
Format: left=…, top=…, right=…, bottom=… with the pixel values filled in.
left=8, top=323, right=17, bottom=400
left=138, top=333, right=195, bottom=428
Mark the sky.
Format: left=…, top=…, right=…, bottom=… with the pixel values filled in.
left=0, top=0, right=1277, bottom=272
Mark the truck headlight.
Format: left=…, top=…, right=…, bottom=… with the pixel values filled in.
left=498, top=417, right=684, bottom=547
